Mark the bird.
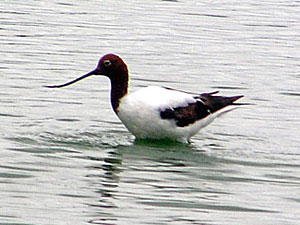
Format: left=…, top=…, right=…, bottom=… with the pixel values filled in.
left=45, top=54, right=245, bottom=143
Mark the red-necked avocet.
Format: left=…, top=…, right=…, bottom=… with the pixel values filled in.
left=46, top=54, right=245, bottom=143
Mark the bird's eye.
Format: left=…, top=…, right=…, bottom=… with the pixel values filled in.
left=103, top=60, right=112, bottom=67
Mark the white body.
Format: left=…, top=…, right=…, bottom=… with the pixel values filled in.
left=117, top=86, right=223, bottom=143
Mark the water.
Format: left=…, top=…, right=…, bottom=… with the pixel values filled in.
left=1, top=0, right=300, bottom=224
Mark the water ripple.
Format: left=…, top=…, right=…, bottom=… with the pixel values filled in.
left=1, top=0, right=300, bottom=224
left=140, top=200, right=277, bottom=213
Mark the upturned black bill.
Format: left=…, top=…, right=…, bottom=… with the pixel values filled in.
left=44, top=69, right=99, bottom=88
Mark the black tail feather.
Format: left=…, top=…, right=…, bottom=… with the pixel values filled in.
left=160, top=92, right=247, bottom=127
left=199, top=93, right=245, bottom=113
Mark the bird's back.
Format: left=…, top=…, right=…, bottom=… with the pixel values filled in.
left=116, top=86, right=242, bottom=143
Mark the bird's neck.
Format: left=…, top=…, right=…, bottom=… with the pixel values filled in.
left=110, top=73, right=128, bottom=113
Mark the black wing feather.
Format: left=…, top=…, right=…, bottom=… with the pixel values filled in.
left=160, top=92, right=243, bottom=127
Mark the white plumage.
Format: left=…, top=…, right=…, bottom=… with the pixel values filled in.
left=117, top=86, right=217, bottom=143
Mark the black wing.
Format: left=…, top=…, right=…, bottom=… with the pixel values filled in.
left=160, top=92, right=243, bottom=127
